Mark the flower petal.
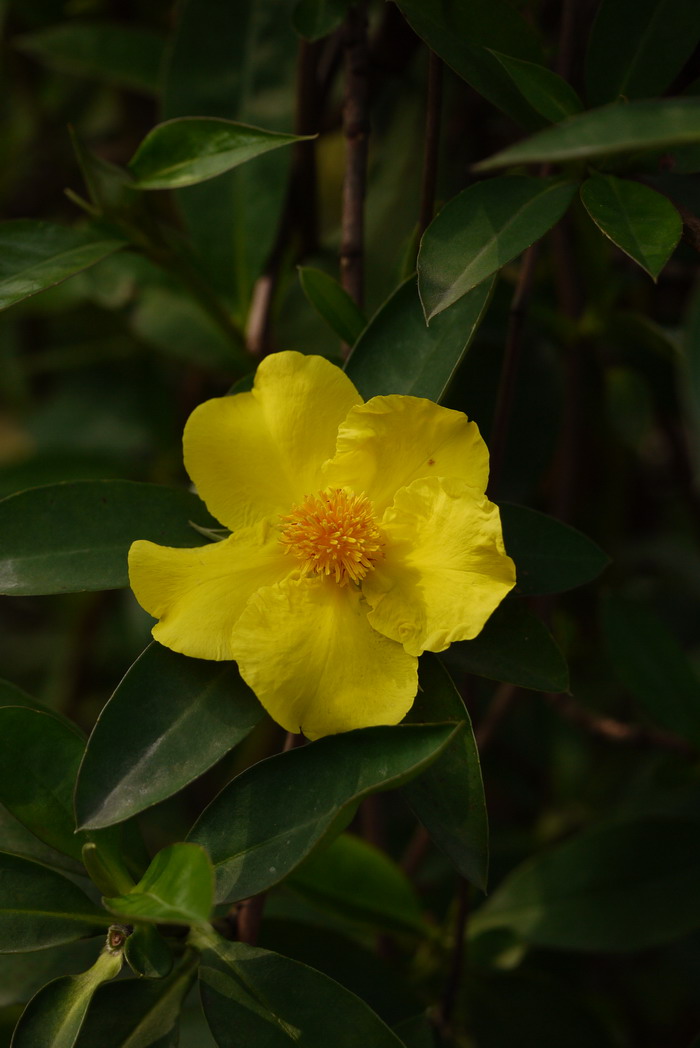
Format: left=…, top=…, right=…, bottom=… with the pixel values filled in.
left=363, top=477, right=516, bottom=656
left=184, top=352, right=362, bottom=530
left=324, top=395, right=489, bottom=515
left=128, top=523, right=290, bottom=660
left=231, top=575, right=418, bottom=739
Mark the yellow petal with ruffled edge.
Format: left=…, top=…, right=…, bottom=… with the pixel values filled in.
left=363, top=476, right=515, bottom=657
left=323, top=395, right=490, bottom=516
left=128, top=523, right=291, bottom=661
left=183, top=352, right=362, bottom=531
left=230, top=575, right=418, bottom=739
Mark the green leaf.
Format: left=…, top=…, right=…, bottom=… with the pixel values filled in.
left=0, top=940, right=99, bottom=1009
left=292, top=0, right=351, bottom=41
left=601, top=594, right=700, bottom=747
left=298, top=267, right=367, bottom=346
left=580, top=174, right=682, bottom=280
left=418, top=178, right=576, bottom=320
left=585, top=0, right=700, bottom=106
left=289, top=833, right=428, bottom=936
left=448, top=601, right=569, bottom=693
left=11, top=948, right=124, bottom=1048
left=0, top=678, right=43, bottom=711
left=15, top=21, right=165, bottom=94
left=104, top=844, right=214, bottom=926
left=345, top=276, right=494, bottom=401
left=489, top=51, right=583, bottom=124
left=75, top=643, right=264, bottom=830
left=475, top=98, right=700, bottom=170
left=129, top=118, right=310, bottom=190
left=0, top=852, right=109, bottom=952
left=188, top=723, right=460, bottom=904
left=500, top=503, right=609, bottom=595
left=0, top=221, right=126, bottom=312
left=402, top=655, right=488, bottom=891
left=394, top=0, right=544, bottom=128
left=193, top=931, right=405, bottom=1047
left=471, top=817, right=700, bottom=950
left=124, top=924, right=173, bottom=980
left=0, top=480, right=217, bottom=596
left=74, top=954, right=198, bottom=1048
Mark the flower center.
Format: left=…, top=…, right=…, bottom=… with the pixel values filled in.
left=280, top=488, right=383, bottom=586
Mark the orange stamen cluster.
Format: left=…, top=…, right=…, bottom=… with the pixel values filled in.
left=280, top=488, right=383, bottom=586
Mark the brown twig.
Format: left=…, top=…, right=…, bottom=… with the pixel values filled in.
left=340, top=2, right=370, bottom=323
left=475, top=682, right=519, bottom=750
left=547, top=691, right=696, bottom=757
left=233, top=894, right=267, bottom=946
left=418, top=51, right=443, bottom=239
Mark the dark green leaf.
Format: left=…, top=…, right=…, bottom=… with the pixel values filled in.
left=0, top=804, right=82, bottom=876
left=500, top=503, right=609, bottom=595
left=489, top=51, right=583, bottom=123
left=15, top=22, right=164, bottom=94
left=104, top=844, right=214, bottom=926
left=471, top=817, right=700, bottom=950
left=0, top=852, right=109, bottom=952
left=75, top=643, right=263, bottom=830
left=194, top=931, right=405, bottom=1047
left=188, top=723, right=460, bottom=904
left=345, top=276, right=494, bottom=401
left=124, top=924, right=173, bottom=980
left=0, top=221, right=126, bottom=312
left=298, top=267, right=366, bottom=346
left=585, top=0, right=700, bottom=106
left=289, top=833, right=428, bottom=936
left=0, top=480, right=217, bottom=596
left=402, top=655, right=488, bottom=891
left=129, top=118, right=309, bottom=190
left=418, top=178, right=576, bottom=320
left=394, top=0, right=544, bottom=127
left=580, top=174, right=682, bottom=280
left=602, top=594, right=700, bottom=747
left=475, top=98, right=700, bottom=170
left=447, top=601, right=569, bottom=693
left=292, top=0, right=351, bottom=41
left=0, top=678, right=42, bottom=711
left=0, top=940, right=99, bottom=1009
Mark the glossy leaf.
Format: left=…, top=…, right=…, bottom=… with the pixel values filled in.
left=129, top=118, right=309, bottom=190
left=489, top=51, right=583, bottom=123
left=580, top=174, right=682, bottom=280
left=289, top=833, right=428, bottom=936
left=345, top=276, right=494, bottom=401
left=475, top=97, right=700, bottom=170
left=11, top=948, right=123, bottom=1048
left=500, top=503, right=609, bottom=595
left=293, top=0, right=351, bottom=41
left=188, top=723, right=460, bottom=904
left=75, top=643, right=264, bottom=830
left=298, top=266, right=367, bottom=346
left=471, top=817, right=700, bottom=950
left=418, top=178, right=576, bottom=320
left=0, top=852, right=109, bottom=952
left=194, top=931, right=405, bottom=1047
left=394, top=0, right=543, bottom=128
left=124, top=924, right=173, bottom=980
left=602, top=594, right=700, bottom=747
left=0, top=480, right=217, bottom=596
left=0, top=221, right=126, bottom=312
left=585, top=0, right=700, bottom=106
left=447, top=601, right=569, bottom=693
left=104, top=843, right=214, bottom=926
left=402, top=655, right=488, bottom=891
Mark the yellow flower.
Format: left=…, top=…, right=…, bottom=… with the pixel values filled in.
left=128, top=352, right=515, bottom=740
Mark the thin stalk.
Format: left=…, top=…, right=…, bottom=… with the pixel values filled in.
left=340, top=2, right=370, bottom=323
left=438, top=878, right=470, bottom=1032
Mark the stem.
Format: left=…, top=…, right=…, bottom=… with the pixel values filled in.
left=547, top=692, right=696, bottom=756
left=438, top=878, right=470, bottom=1031
left=340, top=2, right=370, bottom=321
left=234, top=894, right=267, bottom=947
left=417, top=51, right=443, bottom=239
left=475, top=682, right=518, bottom=749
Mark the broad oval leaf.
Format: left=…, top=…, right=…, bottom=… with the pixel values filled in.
left=104, top=844, right=214, bottom=926
left=194, top=932, right=405, bottom=1048
left=402, top=655, right=488, bottom=891
left=475, top=97, right=700, bottom=170
left=188, top=723, right=460, bottom=904
left=345, top=276, right=494, bottom=401
left=418, top=178, right=576, bottom=320
left=489, top=51, right=583, bottom=124
left=580, top=174, right=682, bottom=280
left=0, top=480, right=217, bottom=596
left=298, top=266, right=367, bottom=346
left=0, top=852, right=109, bottom=953
left=470, top=817, right=700, bottom=950
left=11, top=948, right=123, bottom=1048
left=0, top=221, right=125, bottom=312
left=129, top=117, right=310, bottom=190
left=500, top=503, right=609, bottom=595
left=75, top=643, right=264, bottom=830
left=124, top=923, right=173, bottom=980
